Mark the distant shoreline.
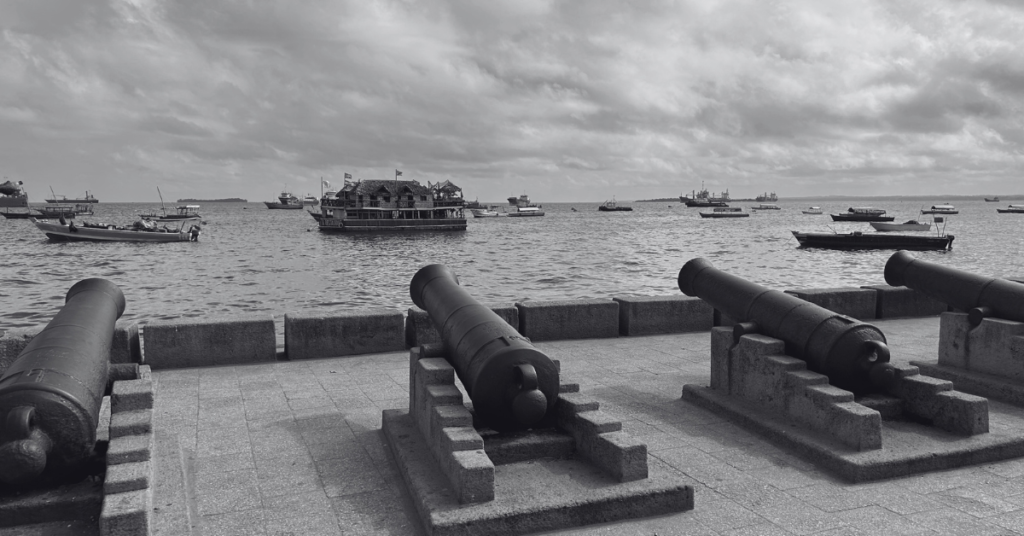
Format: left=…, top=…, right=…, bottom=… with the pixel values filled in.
left=176, top=198, right=248, bottom=203
left=637, top=194, right=1021, bottom=203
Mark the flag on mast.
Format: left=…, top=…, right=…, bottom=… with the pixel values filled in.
left=344, top=173, right=352, bottom=179
left=395, top=170, right=402, bottom=177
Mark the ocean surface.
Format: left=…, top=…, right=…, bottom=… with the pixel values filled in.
left=2, top=197, right=1022, bottom=337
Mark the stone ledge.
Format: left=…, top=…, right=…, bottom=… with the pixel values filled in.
left=517, top=299, right=619, bottom=342
left=99, top=488, right=152, bottom=536
left=142, top=314, right=276, bottom=369
left=285, top=309, right=405, bottom=360
left=111, top=379, right=154, bottom=413
left=613, top=295, right=713, bottom=336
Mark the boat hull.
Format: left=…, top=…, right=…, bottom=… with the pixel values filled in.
left=792, top=231, right=952, bottom=250
left=801, top=211, right=822, bottom=215
left=317, top=218, right=467, bottom=232
left=32, top=219, right=199, bottom=242
left=920, top=210, right=958, bottom=215
left=997, top=209, right=1024, bottom=214
left=506, top=210, right=544, bottom=217
left=870, top=222, right=931, bottom=232
left=830, top=214, right=895, bottom=222
left=264, top=202, right=303, bottom=209
left=1, top=211, right=34, bottom=219
left=598, top=206, right=632, bottom=212
left=699, top=212, right=748, bottom=218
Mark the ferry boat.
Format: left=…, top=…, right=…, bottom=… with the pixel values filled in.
left=756, top=192, right=778, bottom=202
left=46, top=191, right=98, bottom=204
left=699, top=207, right=748, bottom=218
left=751, top=203, right=780, bottom=211
left=317, top=178, right=466, bottom=232
left=681, top=182, right=730, bottom=207
left=920, top=204, right=958, bottom=215
left=265, top=192, right=303, bottom=209
left=830, top=207, right=894, bottom=222
left=997, top=204, right=1024, bottom=214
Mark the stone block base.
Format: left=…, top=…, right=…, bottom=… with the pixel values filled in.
left=382, top=410, right=693, bottom=536
left=913, top=360, right=1024, bottom=407
left=683, top=385, right=1024, bottom=482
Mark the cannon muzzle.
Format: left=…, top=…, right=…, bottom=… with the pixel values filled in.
left=0, top=278, right=125, bottom=486
left=885, top=250, right=1024, bottom=325
left=679, top=258, right=894, bottom=393
left=411, top=265, right=558, bottom=433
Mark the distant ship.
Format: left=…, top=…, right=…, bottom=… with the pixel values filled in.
left=46, top=190, right=98, bottom=203
left=681, top=182, right=730, bottom=207
left=755, top=192, right=778, bottom=202
left=177, top=198, right=247, bottom=203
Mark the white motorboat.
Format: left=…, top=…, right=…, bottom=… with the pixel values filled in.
left=802, top=206, right=822, bottom=215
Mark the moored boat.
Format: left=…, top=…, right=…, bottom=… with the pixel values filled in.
left=36, top=205, right=81, bottom=219
left=792, top=231, right=952, bottom=250
left=598, top=199, right=633, bottom=212
left=31, top=217, right=201, bottom=242
left=46, top=191, right=98, bottom=204
left=830, top=207, right=894, bottom=222
left=507, top=206, right=545, bottom=217
left=699, top=207, right=748, bottom=218
left=751, top=203, right=780, bottom=210
left=317, top=178, right=467, bottom=232
left=681, top=182, right=730, bottom=207
left=0, top=180, right=28, bottom=208
left=141, top=205, right=201, bottom=222
left=303, top=195, right=319, bottom=206
left=470, top=206, right=505, bottom=218
left=997, top=204, right=1024, bottom=214
left=265, top=192, right=304, bottom=209
left=870, top=220, right=931, bottom=232
left=802, top=206, right=822, bottom=215
left=920, top=204, right=958, bottom=215
left=985, top=197, right=1000, bottom=202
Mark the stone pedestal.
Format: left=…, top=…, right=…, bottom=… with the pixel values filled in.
left=382, top=345, right=693, bottom=535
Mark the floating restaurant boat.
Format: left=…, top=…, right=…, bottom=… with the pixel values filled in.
left=316, top=178, right=467, bottom=232
left=751, top=203, right=780, bottom=211
left=681, top=182, right=730, bottom=207
left=802, top=206, right=822, bottom=215
left=699, top=207, right=748, bottom=218
left=870, top=220, right=931, bottom=232
left=598, top=199, right=633, bottom=212
left=31, top=217, right=201, bottom=242
left=46, top=191, right=98, bottom=204
left=830, top=207, right=894, bottom=222
left=920, top=204, right=958, bottom=215
left=791, top=231, right=953, bottom=250
left=997, top=204, right=1024, bottom=214
left=265, top=192, right=304, bottom=209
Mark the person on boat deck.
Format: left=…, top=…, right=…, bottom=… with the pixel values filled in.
left=59, top=214, right=66, bottom=225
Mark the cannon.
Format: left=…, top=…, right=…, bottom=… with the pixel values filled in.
left=679, top=258, right=894, bottom=393
left=410, top=265, right=558, bottom=433
left=0, top=278, right=126, bottom=486
left=885, top=250, right=1024, bottom=326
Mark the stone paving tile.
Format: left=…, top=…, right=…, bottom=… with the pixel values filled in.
left=833, top=505, right=932, bottom=535
left=194, top=467, right=261, bottom=516
left=906, top=508, right=1012, bottom=535
left=201, top=510, right=268, bottom=536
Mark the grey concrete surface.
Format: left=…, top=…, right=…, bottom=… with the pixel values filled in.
left=149, top=316, right=1024, bottom=535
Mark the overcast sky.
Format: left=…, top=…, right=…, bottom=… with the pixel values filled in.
left=2, top=0, right=1022, bottom=202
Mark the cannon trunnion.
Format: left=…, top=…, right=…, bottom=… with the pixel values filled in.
left=679, top=258, right=894, bottom=393
left=410, top=264, right=559, bottom=432
left=0, top=278, right=126, bottom=486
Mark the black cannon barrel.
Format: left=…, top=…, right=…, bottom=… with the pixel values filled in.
left=0, top=278, right=126, bottom=486
left=410, top=264, right=558, bottom=433
left=885, top=250, right=1024, bottom=325
left=679, top=258, right=893, bottom=393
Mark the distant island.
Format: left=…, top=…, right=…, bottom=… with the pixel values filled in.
left=176, top=198, right=248, bottom=203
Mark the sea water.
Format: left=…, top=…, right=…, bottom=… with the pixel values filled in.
left=1, top=198, right=1022, bottom=335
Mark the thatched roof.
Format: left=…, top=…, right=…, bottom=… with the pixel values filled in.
left=339, top=179, right=431, bottom=197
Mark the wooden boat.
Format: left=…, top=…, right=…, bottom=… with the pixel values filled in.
left=699, top=207, right=748, bottom=218
left=830, top=207, right=894, bottom=222
left=802, top=206, right=822, bottom=215
left=985, top=197, right=1000, bottom=202
left=45, top=191, right=98, bottom=203
left=920, top=204, right=958, bottom=215
left=751, top=203, right=780, bottom=211
left=316, top=178, right=467, bottom=232
left=598, top=199, right=633, bottom=212
left=141, top=205, right=201, bottom=222
left=31, top=217, right=201, bottom=242
left=792, top=231, right=952, bottom=250
left=36, top=205, right=80, bottom=219
left=870, top=220, right=931, bottom=232
left=265, top=192, right=304, bottom=209
left=997, top=204, right=1024, bottom=214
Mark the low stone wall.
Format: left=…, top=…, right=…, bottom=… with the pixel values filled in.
left=0, top=283, right=957, bottom=370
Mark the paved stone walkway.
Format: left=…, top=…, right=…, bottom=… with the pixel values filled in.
left=152, top=317, right=1024, bottom=535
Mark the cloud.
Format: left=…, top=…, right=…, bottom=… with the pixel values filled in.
left=1, top=0, right=1023, bottom=201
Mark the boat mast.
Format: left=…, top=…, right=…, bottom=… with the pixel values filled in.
left=157, top=187, right=167, bottom=215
